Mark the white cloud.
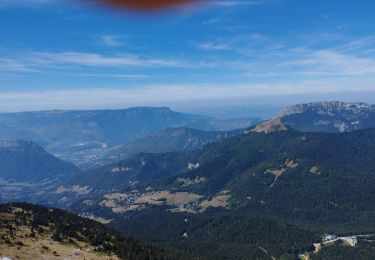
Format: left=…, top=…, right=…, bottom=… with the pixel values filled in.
left=195, top=42, right=230, bottom=51
left=283, top=50, right=375, bottom=76
left=69, top=73, right=149, bottom=78
left=33, top=52, right=187, bottom=67
left=3, top=46, right=375, bottom=82
left=0, top=58, right=36, bottom=72
left=0, top=79, right=374, bottom=112
left=100, top=35, right=124, bottom=47
left=1, top=51, right=193, bottom=71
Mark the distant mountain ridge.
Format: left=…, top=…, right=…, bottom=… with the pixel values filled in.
left=0, top=107, right=260, bottom=166
left=276, top=101, right=375, bottom=132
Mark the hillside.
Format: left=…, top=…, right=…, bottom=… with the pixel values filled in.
left=276, top=101, right=375, bottom=133
left=0, top=140, right=78, bottom=183
left=95, top=127, right=239, bottom=168
left=0, top=202, right=169, bottom=260
left=50, top=121, right=375, bottom=233
left=61, top=151, right=199, bottom=192
left=0, top=140, right=79, bottom=203
left=111, top=210, right=321, bottom=259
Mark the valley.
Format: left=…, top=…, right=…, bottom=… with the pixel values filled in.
left=1, top=102, right=375, bottom=259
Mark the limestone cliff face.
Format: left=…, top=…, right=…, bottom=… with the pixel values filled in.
left=276, top=101, right=374, bottom=118
left=275, top=101, right=375, bottom=133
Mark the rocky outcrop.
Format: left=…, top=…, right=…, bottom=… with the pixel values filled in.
left=275, top=101, right=375, bottom=133
left=247, top=118, right=289, bottom=134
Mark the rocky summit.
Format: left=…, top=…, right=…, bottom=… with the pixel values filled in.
left=276, top=101, right=375, bottom=133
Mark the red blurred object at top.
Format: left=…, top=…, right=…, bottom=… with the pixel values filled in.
left=95, top=0, right=198, bottom=11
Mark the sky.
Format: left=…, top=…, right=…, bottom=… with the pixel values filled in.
left=1, top=0, right=375, bottom=112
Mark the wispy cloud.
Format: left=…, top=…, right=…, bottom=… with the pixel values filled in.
left=194, top=33, right=268, bottom=52
left=282, top=49, right=375, bottom=76
left=69, top=73, right=149, bottom=78
left=195, top=42, right=230, bottom=51
left=0, top=51, right=194, bottom=71
left=100, top=35, right=124, bottom=47
left=33, top=52, right=187, bottom=67
left=3, top=45, right=375, bottom=81
left=190, top=32, right=375, bottom=78
left=0, top=58, right=36, bottom=72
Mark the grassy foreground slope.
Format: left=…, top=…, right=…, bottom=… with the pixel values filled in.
left=0, top=202, right=169, bottom=260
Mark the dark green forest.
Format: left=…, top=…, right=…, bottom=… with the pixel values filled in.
left=110, top=209, right=321, bottom=259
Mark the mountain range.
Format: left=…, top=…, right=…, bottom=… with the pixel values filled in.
left=46, top=118, right=375, bottom=231
left=0, top=107, right=260, bottom=167
left=2, top=101, right=375, bottom=259
left=36, top=116, right=375, bottom=259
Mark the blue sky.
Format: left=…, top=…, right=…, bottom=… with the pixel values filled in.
left=1, top=0, right=375, bottom=112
